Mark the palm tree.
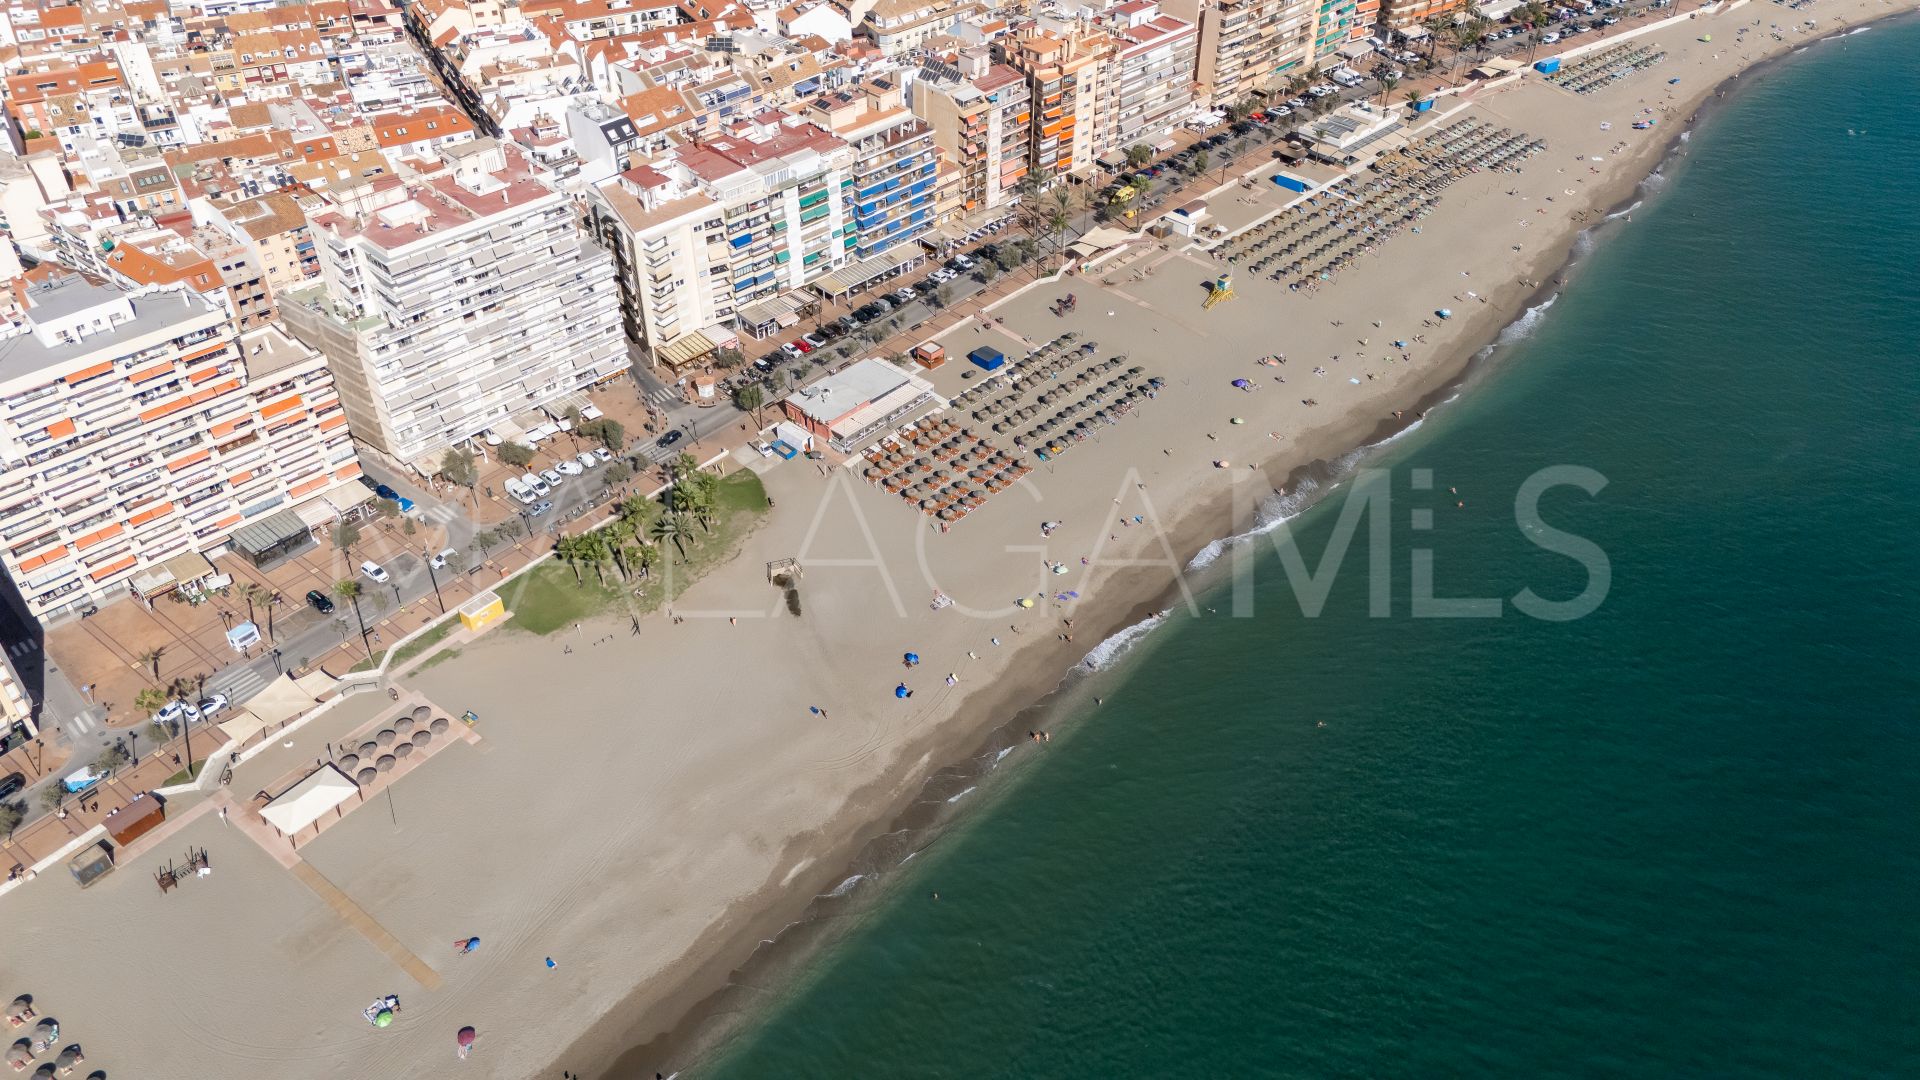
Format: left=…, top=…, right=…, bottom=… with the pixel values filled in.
left=629, top=542, right=660, bottom=581
left=333, top=579, right=371, bottom=657
left=1377, top=74, right=1400, bottom=110
left=555, top=534, right=589, bottom=583
left=671, top=452, right=699, bottom=483
left=135, top=647, right=164, bottom=682
left=134, top=686, right=166, bottom=716
left=650, top=513, right=688, bottom=559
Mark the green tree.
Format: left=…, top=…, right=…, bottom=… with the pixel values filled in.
left=554, top=533, right=590, bottom=583
left=0, top=804, right=21, bottom=835
left=332, top=520, right=361, bottom=555
left=1124, top=143, right=1154, bottom=170
left=94, top=743, right=130, bottom=774
left=733, top=383, right=767, bottom=424
left=605, top=460, right=633, bottom=487
left=671, top=452, right=700, bottom=483
left=440, top=448, right=480, bottom=506
left=1378, top=74, right=1401, bottom=110
left=41, top=786, right=65, bottom=812
left=1190, top=149, right=1210, bottom=176
left=497, top=441, right=536, bottom=468
left=649, top=513, right=688, bottom=559
left=580, top=417, right=626, bottom=452
left=711, top=347, right=746, bottom=370
left=134, top=686, right=167, bottom=715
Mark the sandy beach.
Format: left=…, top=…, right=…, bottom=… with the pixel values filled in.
left=0, top=3, right=1910, bottom=1077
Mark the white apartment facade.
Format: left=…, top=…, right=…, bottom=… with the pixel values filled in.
left=0, top=275, right=361, bottom=620
left=281, top=139, right=627, bottom=467
left=1103, top=3, right=1200, bottom=155
left=586, top=120, right=857, bottom=359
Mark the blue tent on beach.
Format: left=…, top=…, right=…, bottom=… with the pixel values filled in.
left=968, top=347, right=1005, bottom=372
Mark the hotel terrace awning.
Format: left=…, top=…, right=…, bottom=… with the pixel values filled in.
left=812, top=248, right=922, bottom=299
left=229, top=508, right=310, bottom=561
left=260, top=763, right=359, bottom=836
left=736, top=293, right=805, bottom=334
left=654, top=329, right=718, bottom=371
left=130, top=550, right=212, bottom=597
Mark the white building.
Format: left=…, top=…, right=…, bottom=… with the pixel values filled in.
left=0, top=275, right=361, bottom=620
left=281, top=138, right=627, bottom=469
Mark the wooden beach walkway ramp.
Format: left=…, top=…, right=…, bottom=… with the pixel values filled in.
left=290, top=860, right=443, bottom=990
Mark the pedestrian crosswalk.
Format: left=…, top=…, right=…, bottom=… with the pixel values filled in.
left=208, top=664, right=270, bottom=704
left=643, top=386, right=679, bottom=407
left=638, top=441, right=680, bottom=465
left=417, top=502, right=459, bottom=526
left=64, top=709, right=99, bottom=738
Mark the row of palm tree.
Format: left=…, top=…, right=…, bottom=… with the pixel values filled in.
left=553, top=453, right=722, bottom=583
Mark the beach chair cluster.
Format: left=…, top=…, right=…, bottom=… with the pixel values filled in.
left=861, top=419, right=1031, bottom=526
left=6, top=995, right=88, bottom=1077
left=951, top=331, right=1084, bottom=419
left=1547, top=44, right=1668, bottom=93
left=1216, top=121, right=1544, bottom=294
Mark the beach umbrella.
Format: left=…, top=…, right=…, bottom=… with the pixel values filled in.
left=6, top=998, right=29, bottom=1022
left=54, top=1048, right=80, bottom=1072
left=375, top=1010, right=394, bottom=1028
left=1230, top=417, right=1245, bottom=425
left=895, top=683, right=911, bottom=699
left=7, top=1044, right=31, bottom=1069
left=1231, top=378, right=1251, bottom=389
left=904, top=652, right=920, bottom=665
left=458, top=1027, right=476, bottom=1047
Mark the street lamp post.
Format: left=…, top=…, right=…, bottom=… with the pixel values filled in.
left=423, top=552, right=446, bottom=615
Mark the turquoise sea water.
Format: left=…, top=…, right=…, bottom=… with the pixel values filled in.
left=697, top=21, right=1920, bottom=1078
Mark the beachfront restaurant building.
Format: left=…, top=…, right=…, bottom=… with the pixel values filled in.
left=780, top=357, right=937, bottom=452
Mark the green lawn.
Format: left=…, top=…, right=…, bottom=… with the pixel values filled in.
left=416, top=646, right=461, bottom=672
left=390, top=620, right=456, bottom=667
left=501, top=470, right=769, bottom=635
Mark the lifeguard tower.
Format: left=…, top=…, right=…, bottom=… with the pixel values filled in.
left=1203, top=272, right=1236, bottom=310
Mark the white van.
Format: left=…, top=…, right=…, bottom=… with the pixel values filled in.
left=503, top=476, right=535, bottom=504
left=522, top=473, right=551, bottom=496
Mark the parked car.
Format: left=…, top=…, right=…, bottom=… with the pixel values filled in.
left=539, top=468, right=565, bottom=488
left=554, top=459, right=584, bottom=476
left=576, top=451, right=601, bottom=471
left=657, top=429, right=684, bottom=448
left=153, top=699, right=201, bottom=726
left=521, top=473, right=550, bottom=496
left=780, top=342, right=803, bottom=359
left=836, top=314, right=861, bottom=333
left=360, top=560, right=390, bottom=584
left=430, top=548, right=457, bottom=570
left=306, top=588, right=335, bottom=613
left=592, top=447, right=614, bottom=463
left=372, top=483, right=416, bottom=514
left=1542, top=31, right=1560, bottom=42
left=950, top=253, right=975, bottom=270
left=505, top=477, right=538, bottom=504
left=197, top=692, right=230, bottom=718
left=803, top=332, right=828, bottom=349
left=891, top=287, right=916, bottom=304
left=792, top=338, right=814, bottom=353
left=0, top=773, right=23, bottom=800
left=529, top=500, right=555, bottom=517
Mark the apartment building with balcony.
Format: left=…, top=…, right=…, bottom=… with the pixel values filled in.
left=1162, top=0, right=1315, bottom=107
left=0, top=274, right=361, bottom=621
left=585, top=119, right=856, bottom=360
left=805, top=80, right=938, bottom=260
left=1004, top=26, right=1108, bottom=182
left=911, top=52, right=1031, bottom=212
left=1100, top=1, right=1201, bottom=157
left=279, top=138, right=626, bottom=468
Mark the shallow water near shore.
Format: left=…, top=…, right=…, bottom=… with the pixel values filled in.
left=690, top=22, right=1920, bottom=1077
